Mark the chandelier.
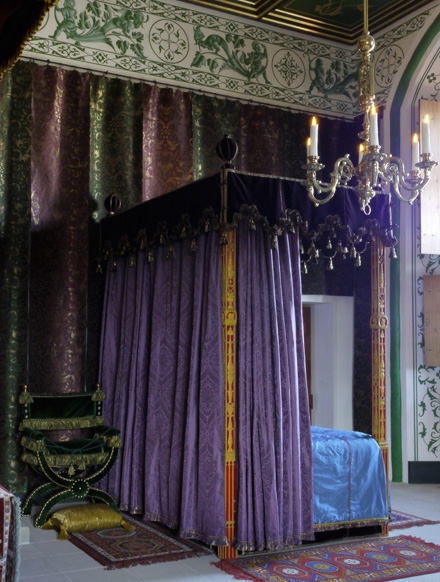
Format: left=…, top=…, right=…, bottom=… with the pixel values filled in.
left=303, top=0, right=437, bottom=215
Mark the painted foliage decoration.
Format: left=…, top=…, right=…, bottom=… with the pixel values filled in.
left=192, top=26, right=269, bottom=83
left=51, top=1, right=147, bottom=56
left=22, top=0, right=434, bottom=117
left=417, top=253, right=440, bottom=458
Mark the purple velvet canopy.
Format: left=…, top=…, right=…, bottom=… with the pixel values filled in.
left=98, top=170, right=394, bottom=551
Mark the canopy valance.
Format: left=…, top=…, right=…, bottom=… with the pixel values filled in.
left=99, top=170, right=396, bottom=272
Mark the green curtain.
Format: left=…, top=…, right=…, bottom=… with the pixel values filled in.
left=0, top=62, right=32, bottom=494
left=193, top=94, right=241, bottom=178
left=90, top=76, right=144, bottom=220
left=0, top=60, right=359, bottom=494
left=142, top=85, right=193, bottom=197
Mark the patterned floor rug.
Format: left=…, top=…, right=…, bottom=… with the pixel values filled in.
left=390, top=509, right=440, bottom=530
left=214, top=535, right=440, bottom=582
left=68, top=514, right=212, bottom=569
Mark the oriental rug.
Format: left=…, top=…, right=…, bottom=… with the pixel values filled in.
left=390, top=509, right=440, bottom=530
left=214, top=535, right=440, bottom=582
left=68, top=514, right=212, bottom=570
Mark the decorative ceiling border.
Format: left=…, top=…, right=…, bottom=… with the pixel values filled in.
left=21, top=0, right=435, bottom=118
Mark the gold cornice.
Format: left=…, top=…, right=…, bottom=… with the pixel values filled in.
left=180, top=0, right=433, bottom=45
left=273, top=9, right=362, bottom=33
left=254, top=0, right=285, bottom=18
left=183, top=0, right=259, bottom=17
left=261, top=16, right=360, bottom=43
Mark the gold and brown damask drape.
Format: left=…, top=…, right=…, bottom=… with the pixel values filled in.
left=0, top=60, right=361, bottom=494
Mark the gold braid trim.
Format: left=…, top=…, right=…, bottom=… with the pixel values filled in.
left=313, top=517, right=389, bottom=533
left=0, top=1, right=58, bottom=80
left=21, top=392, right=99, bottom=399
left=93, top=434, right=121, bottom=448
left=19, top=417, right=105, bottom=431
left=20, top=434, right=116, bottom=453
left=21, top=436, right=46, bottom=452
left=21, top=451, right=109, bottom=467
left=234, top=530, right=315, bottom=552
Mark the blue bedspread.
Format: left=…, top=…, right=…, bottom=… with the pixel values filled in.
left=312, top=426, right=389, bottom=531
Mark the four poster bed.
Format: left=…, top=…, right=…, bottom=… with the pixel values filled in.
left=98, top=167, right=394, bottom=557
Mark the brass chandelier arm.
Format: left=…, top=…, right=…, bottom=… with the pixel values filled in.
left=304, top=155, right=355, bottom=206
left=379, top=155, right=438, bottom=205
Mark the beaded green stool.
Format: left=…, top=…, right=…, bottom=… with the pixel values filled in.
left=19, top=384, right=121, bottom=527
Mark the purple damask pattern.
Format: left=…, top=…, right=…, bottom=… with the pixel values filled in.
left=238, top=104, right=284, bottom=176
left=142, top=85, right=193, bottom=200
left=235, top=220, right=314, bottom=551
left=99, top=232, right=227, bottom=546
left=29, top=65, right=90, bottom=393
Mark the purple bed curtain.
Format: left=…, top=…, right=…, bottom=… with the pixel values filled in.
left=96, top=171, right=394, bottom=551
left=99, top=216, right=313, bottom=550
left=99, top=231, right=227, bottom=546
left=235, top=219, right=314, bottom=551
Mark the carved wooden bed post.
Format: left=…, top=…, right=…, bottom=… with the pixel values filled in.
left=371, top=239, right=389, bottom=534
left=218, top=168, right=239, bottom=559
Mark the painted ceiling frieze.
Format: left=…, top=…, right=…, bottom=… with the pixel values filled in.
left=21, top=0, right=437, bottom=118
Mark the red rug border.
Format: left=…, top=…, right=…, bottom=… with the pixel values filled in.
left=389, top=509, right=440, bottom=530
left=213, top=535, right=440, bottom=582
left=68, top=514, right=212, bottom=570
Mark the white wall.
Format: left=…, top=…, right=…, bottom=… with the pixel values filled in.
left=303, top=295, right=354, bottom=431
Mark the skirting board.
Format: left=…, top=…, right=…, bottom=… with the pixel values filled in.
left=408, top=461, right=440, bottom=483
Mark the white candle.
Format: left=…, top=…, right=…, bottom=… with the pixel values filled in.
left=358, top=144, right=364, bottom=165
left=370, top=105, right=379, bottom=146
left=421, top=114, right=431, bottom=155
left=306, top=137, right=311, bottom=160
left=412, top=133, right=419, bottom=171
left=310, top=117, right=318, bottom=157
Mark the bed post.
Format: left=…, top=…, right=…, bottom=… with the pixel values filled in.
left=371, top=239, right=389, bottom=535
left=218, top=169, right=239, bottom=559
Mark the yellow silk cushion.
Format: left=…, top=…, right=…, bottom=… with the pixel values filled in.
left=41, top=503, right=135, bottom=539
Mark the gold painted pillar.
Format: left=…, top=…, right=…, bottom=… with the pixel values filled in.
left=218, top=170, right=239, bottom=559
left=370, top=239, right=389, bottom=534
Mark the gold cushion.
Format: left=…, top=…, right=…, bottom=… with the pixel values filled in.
left=41, top=503, right=135, bottom=539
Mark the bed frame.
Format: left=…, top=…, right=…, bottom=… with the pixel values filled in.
left=99, top=164, right=394, bottom=556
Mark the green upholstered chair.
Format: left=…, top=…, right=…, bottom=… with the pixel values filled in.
left=19, top=384, right=121, bottom=527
